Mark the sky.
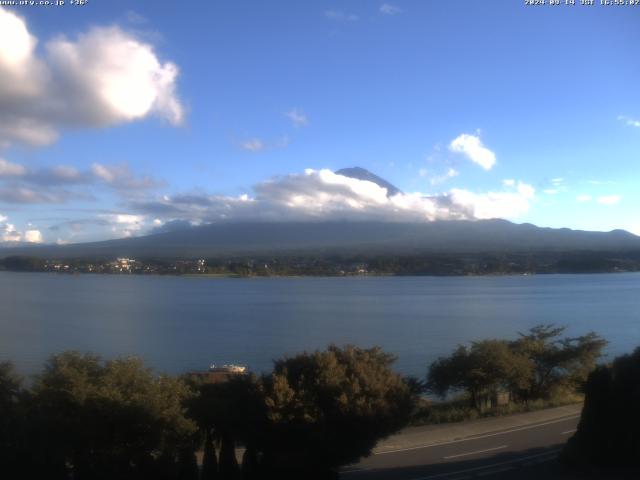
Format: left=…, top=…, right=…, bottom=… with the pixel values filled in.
left=0, top=0, right=639, bottom=245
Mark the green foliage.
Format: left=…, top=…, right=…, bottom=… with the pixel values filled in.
left=512, top=325, right=607, bottom=399
left=427, top=325, right=606, bottom=411
left=428, top=340, right=531, bottom=411
left=260, top=345, right=416, bottom=472
left=29, top=351, right=197, bottom=479
left=413, top=391, right=583, bottom=426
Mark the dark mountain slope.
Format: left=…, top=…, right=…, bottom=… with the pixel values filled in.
left=2, top=219, right=640, bottom=260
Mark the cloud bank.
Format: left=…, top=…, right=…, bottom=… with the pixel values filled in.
left=0, top=7, right=183, bottom=147
left=0, top=213, right=42, bottom=243
left=133, top=169, right=536, bottom=227
left=0, top=159, right=160, bottom=204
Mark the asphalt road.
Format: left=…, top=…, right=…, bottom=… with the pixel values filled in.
left=340, top=414, right=580, bottom=480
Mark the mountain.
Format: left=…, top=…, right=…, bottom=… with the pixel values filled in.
left=335, top=167, right=402, bottom=196
left=2, top=219, right=640, bottom=260
left=2, top=167, right=638, bottom=261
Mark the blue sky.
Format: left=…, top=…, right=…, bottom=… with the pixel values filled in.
left=0, top=1, right=638, bottom=244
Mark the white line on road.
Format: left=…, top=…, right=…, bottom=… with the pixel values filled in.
left=443, top=445, right=507, bottom=460
left=561, top=429, right=577, bottom=435
left=405, top=449, right=561, bottom=480
left=374, top=415, right=579, bottom=455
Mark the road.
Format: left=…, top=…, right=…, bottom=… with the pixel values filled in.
left=341, top=413, right=580, bottom=480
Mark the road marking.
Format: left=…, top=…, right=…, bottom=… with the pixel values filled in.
left=561, top=429, right=576, bottom=435
left=405, top=449, right=561, bottom=480
left=443, top=445, right=507, bottom=460
left=374, top=415, right=579, bottom=455
left=341, top=466, right=370, bottom=473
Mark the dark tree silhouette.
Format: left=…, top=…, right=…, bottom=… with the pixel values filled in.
left=201, top=433, right=219, bottom=479
left=563, top=346, right=640, bottom=472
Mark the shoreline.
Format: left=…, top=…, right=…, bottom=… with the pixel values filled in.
left=0, top=269, right=638, bottom=279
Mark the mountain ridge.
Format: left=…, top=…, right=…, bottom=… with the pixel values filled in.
left=1, top=219, right=639, bottom=260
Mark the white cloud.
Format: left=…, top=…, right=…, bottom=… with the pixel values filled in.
left=618, top=115, right=640, bottom=128
left=285, top=108, right=308, bottom=127
left=131, top=169, right=535, bottom=224
left=24, top=229, right=43, bottom=243
left=503, top=179, right=515, bottom=187
left=0, top=7, right=183, bottom=147
left=91, top=163, right=116, bottom=183
left=426, top=168, right=459, bottom=185
left=91, top=163, right=160, bottom=191
left=449, top=181, right=535, bottom=220
left=0, top=214, right=43, bottom=243
left=0, top=223, right=20, bottom=242
left=240, top=138, right=265, bottom=152
left=99, top=213, right=145, bottom=238
left=449, top=133, right=496, bottom=170
left=597, top=195, right=621, bottom=206
left=324, top=10, right=359, bottom=22
left=380, top=3, right=403, bottom=15
left=576, top=195, right=592, bottom=202
left=0, top=158, right=27, bottom=176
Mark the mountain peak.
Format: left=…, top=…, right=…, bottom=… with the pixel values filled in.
left=335, top=167, right=402, bottom=197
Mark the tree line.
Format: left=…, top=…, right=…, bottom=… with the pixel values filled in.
left=0, top=345, right=416, bottom=480
left=4, top=250, right=640, bottom=276
left=0, top=326, right=610, bottom=479
left=426, top=325, right=607, bottom=412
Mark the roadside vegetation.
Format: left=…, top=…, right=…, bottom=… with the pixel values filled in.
left=414, top=325, right=606, bottom=425
left=0, top=345, right=416, bottom=480
left=0, top=326, right=612, bottom=479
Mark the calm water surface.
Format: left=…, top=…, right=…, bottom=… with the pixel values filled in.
left=1, top=272, right=639, bottom=377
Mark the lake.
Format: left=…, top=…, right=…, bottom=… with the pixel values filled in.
left=1, top=272, right=639, bottom=378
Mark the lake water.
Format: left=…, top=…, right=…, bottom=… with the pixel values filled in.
left=1, top=272, right=639, bottom=378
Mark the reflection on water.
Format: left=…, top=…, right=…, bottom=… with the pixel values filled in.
left=1, top=272, right=639, bottom=377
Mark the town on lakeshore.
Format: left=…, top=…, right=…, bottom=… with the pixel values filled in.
left=2, top=250, right=640, bottom=277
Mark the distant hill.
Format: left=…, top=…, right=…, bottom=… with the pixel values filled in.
left=335, top=167, right=402, bottom=196
left=2, top=219, right=640, bottom=260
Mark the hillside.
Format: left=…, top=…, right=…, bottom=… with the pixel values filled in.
left=1, top=219, right=639, bottom=260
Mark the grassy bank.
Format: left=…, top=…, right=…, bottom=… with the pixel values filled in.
left=410, top=392, right=584, bottom=426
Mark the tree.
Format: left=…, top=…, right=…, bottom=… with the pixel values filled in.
left=512, top=325, right=607, bottom=399
left=201, top=433, right=219, bottom=480
left=0, top=362, right=27, bottom=477
left=186, top=374, right=266, bottom=479
left=259, top=345, right=416, bottom=477
left=562, top=347, right=640, bottom=471
left=1, top=256, right=45, bottom=272
left=427, top=340, right=531, bottom=412
left=29, top=351, right=197, bottom=479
